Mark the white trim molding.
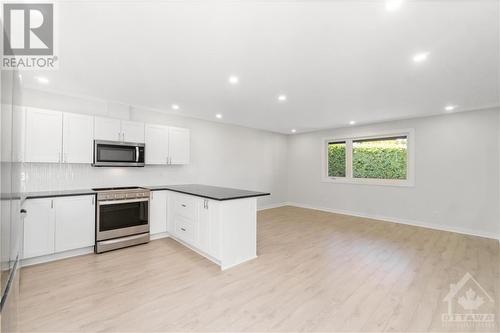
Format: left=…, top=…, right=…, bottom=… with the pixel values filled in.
left=21, top=246, right=94, bottom=267
left=257, top=202, right=289, bottom=211
left=286, top=202, right=500, bottom=241
left=321, top=128, right=415, bottom=187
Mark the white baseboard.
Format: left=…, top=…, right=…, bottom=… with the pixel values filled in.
left=286, top=202, right=500, bottom=241
left=257, top=202, right=289, bottom=211
left=150, top=232, right=170, bottom=240
left=21, top=246, right=94, bottom=267
left=23, top=234, right=171, bottom=267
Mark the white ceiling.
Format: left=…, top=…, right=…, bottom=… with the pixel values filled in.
left=23, top=0, right=500, bottom=134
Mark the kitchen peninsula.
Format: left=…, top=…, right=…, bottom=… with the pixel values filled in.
left=22, top=184, right=270, bottom=270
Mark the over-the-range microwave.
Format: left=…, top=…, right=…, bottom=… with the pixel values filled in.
left=93, top=140, right=145, bottom=167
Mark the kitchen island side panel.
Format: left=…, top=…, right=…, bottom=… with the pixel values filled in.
left=219, top=198, right=257, bottom=270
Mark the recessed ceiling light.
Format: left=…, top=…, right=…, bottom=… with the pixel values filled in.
left=35, top=76, right=49, bottom=84
left=444, top=105, right=457, bottom=112
left=171, top=104, right=180, bottom=110
left=385, top=0, right=403, bottom=12
left=277, top=94, right=287, bottom=102
left=215, top=114, right=222, bottom=119
left=291, top=129, right=296, bottom=133
left=349, top=120, right=356, bottom=125
left=228, top=76, right=239, bottom=85
left=412, top=52, right=429, bottom=63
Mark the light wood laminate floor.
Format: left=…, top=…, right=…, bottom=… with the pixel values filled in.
left=19, top=206, right=499, bottom=332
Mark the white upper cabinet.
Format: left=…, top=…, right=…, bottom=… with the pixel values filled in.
left=54, top=195, right=95, bottom=252
left=145, top=124, right=169, bottom=165
left=63, top=113, right=94, bottom=163
left=145, top=125, right=189, bottom=165
left=25, top=108, right=63, bottom=163
left=150, top=190, right=168, bottom=235
left=94, top=116, right=122, bottom=142
left=20, top=110, right=188, bottom=165
left=169, top=127, right=190, bottom=164
left=94, top=117, right=145, bottom=143
left=121, top=120, right=145, bottom=143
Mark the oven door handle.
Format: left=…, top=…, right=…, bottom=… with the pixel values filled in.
left=136, top=146, right=139, bottom=162
left=98, top=198, right=149, bottom=206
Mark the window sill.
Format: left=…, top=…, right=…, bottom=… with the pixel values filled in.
left=321, top=177, right=415, bottom=187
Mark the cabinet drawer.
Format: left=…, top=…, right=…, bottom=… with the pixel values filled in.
left=174, top=216, right=196, bottom=244
left=172, top=194, right=196, bottom=220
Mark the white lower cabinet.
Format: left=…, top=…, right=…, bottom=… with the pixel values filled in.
left=23, top=198, right=55, bottom=258
left=23, top=195, right=95, bottom=259
left=198, top=198, right=220, bottom=258
left=149, top=190, right=168, bottom=235
left=167, top=191, right=257, bottom=270
left=173, top=215, right=197, bottom=245
left=168, top=192, right=220, bottom=260
left=54, top=196, right=95, bottom=252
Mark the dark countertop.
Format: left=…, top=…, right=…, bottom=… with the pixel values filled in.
left=148, top=184, right=270, bottom=201
left=23, top=185, right=270, bottom=201
left=25, top=189, right=96, bottom=199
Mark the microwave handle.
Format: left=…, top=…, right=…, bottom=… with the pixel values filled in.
left=136, top=146, right=139, bottom=162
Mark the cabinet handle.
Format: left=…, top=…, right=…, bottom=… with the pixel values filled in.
left=51, top=199, right=54, bottom=209
left=92, top=196, right=95, bottom=205
left=180, top=228, right=186, bottom=232
left=181, top=204, right=186, bottom=207
left=122, top=132, right=125, bottom=142
left=118, top=132, right=121, bottom=141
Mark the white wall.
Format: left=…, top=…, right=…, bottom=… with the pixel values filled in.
left=287, top=108, right=500, bottom=239
left=21, top=88, right=288, bottom=209
left=21, top=88, right=500, bottom=238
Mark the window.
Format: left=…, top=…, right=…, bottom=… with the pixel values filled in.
left=324, top=130, right=414, bottom=186
left=327, top=141, right=346, bottom=177
left=352, top=136, right=407, bottom=180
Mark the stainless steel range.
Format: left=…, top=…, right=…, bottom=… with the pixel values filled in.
left=93, top=187, right=150, bottom=253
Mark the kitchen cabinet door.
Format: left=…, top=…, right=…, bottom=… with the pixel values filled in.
left=121, top=120, right=145, bottom=143
left=54, top=195, right=95, bottom=252
left=62, top=113, right=94, bottom=163
left=168, top=127, right=190, bottom=164
left=145, top=124, right=169, bottom=165
left=25, top=108, right=63, bottom=163
left=23, top=198, right=55, bottom=258
left=198, top=198, right=220, bottom=259
left=94, top=116, right=121, bottom=141
left=150, top=190, right=167, bottom=234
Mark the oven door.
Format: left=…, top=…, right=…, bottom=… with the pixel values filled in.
left=93, top=140, right=145, bottom=167
left=96, top=198, right=149, bottom=241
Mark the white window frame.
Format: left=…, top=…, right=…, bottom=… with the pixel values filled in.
left=321, top=128, right=415, bottom=187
